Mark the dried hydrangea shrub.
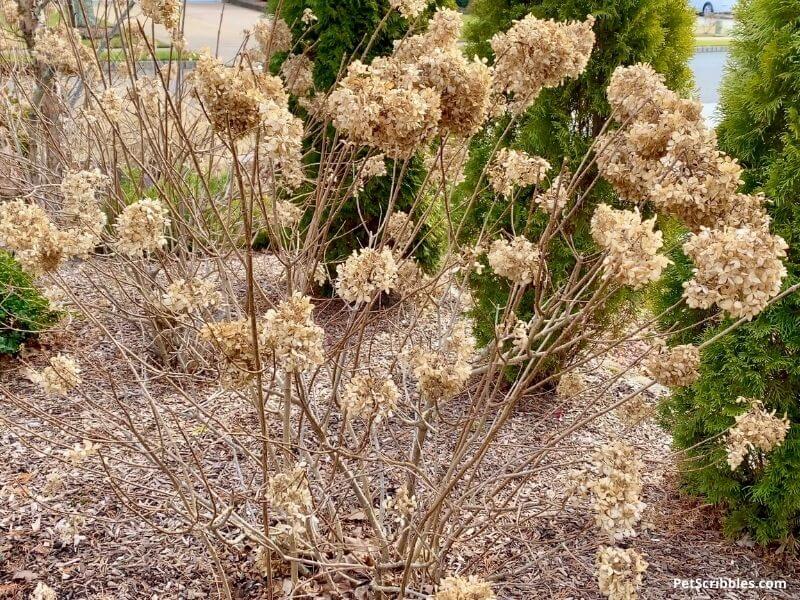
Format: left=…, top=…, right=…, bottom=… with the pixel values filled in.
left=280, top=53, right=314, bottom=96
left=141, top=0, right=182, bottom=32
left=726, top=399, right=790, bottom=471
left=642, top=340, right=700, bottom=388
left=200, top=319, right=255, bottom=385
left=114, top=198, right=170, bottom=257
left=434, top=575, right=496, bottom=600
left=487, top=235, right=541, bottom=286
left=390, top=0, right=428, bottom=20
left=335, top=247, right=399, bottom=304
left=596, top=546, right=648, bottom=600
left=490, top=14, right=595, bottom=114
left=556, top=371, right=586, bottom=400
left=33, top=25, right=99, bottom=78
left=590, top=204, right=669, bottom=290
left=28, top=354, right=82, bottom=396
left=160, top=278, right=220, bottom=315
left=682, top=225, right=788, bottom=320
left=268, top=464, right=314, bottom=534
left=488, top=148, right=550, bottom=197
left=0, top=200, right=73, bottom=274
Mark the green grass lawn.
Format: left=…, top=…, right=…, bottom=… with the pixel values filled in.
left=695, top=36, right=732, bottom=47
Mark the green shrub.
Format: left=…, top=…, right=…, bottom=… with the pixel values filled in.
left=0, top=251, right=59, bottom=354
left=660, top=0, right=800, bottom=543
left=460, top=0, right=694, bottom=348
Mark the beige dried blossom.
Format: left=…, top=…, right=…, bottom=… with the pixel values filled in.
left=29, top=355, right=81, bottom=396
left=390, top=0, right=428, bottom=19
left=259, top=293, right=325, bottom=372
left=141, top=0, right=181, bottom=32
left=407, top=322, right=474, bottom=401
left=267, top=464, right=313, bottom=532
left=34, top=25, right=99, bottom=78
left=384, top=484, right=417, bottom=526
left=590, top=204, right=669, bottom=290
left=92, top=88, right=126, bottom=124
left=607, top=63, right=674, bottom=125
left=340, top=373, right=399, bottom=421
left=726, top=399, right=790, bottom=471
left=301, top=8, right=317, bottom=25
left=596, top=546, right=648, bottom=600
left=536, top=174, right=570, bottom=215
left=0, top=200, right=74, bottom=274
left=425, top=139, right=469, bottom=190
left=434, top=575, right=495, bottom=600
left=385, top=210, right=415, bottom=249
left=30, top=582, right=57, bottom=600
left=280, top=53, right=314, bottom=96
left=557, top=371, right=586, bottom=400
left=64, top=439, right=98, bottom=465
left=252, top=17, right=292, bottom=59
left=60, top=169, right=109, bottom=242
left=160, top=278, right=220, bottom=314
left=200, top=319, right=255, bottom=384
left=682, top=225, right=788, bottom=320
left=487, top=235, right=541, bottom=286
left=490, top=14, right=595, bottom=114
left=616, top=394, right=655, bottom=426
left=327, top=57, right=441, bottom=158
left=488, top=148, right=550, bottom=196
left=584, top=442, right=646, bottom=541
left=115, top=198, right=170, bottom=257
left=266, top=197, right=304, bottom=228
left=642, top=340, right=700, bottom=388
left=335, top=247, right=399, bottom=304
left=355, top=154, right=388, bottom=195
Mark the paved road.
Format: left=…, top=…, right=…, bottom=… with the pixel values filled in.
left=691, top=50, right=729, bottom=125
left=182, top=2, right=263, bottom=61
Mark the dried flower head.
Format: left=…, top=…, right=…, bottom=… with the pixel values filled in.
left=161, top=278, right=220, bottom=314
left=557, top=371, right=586, bottom=400
left=488, top=148, right=550, bottom=197
left=259, top=293, right=325, bottom=372
left=115, top=198, right=170, bottom=257
left=141, top=0, right=182, bottom=32
left=252, top=17, right=292, bottom=59
left=301, top=8, right=317, bottom=25
left=434, top=575, right=495, bottom=600
left=340, top=373, right=400, bottom=421
left=643, top=340, right=700, bottom=388
left=0, top=200, right=74, bottom=274
left=591, top=204, right=669, bottom=290
left=268, top=464, right=313, bottom=531
left=280, top=53, right=314, bottom=96
left=335, top=247, right=399, bottom=304
left=407, top=322, right=474, bottom=401
left=390, top=0, right=428, bottom=19
left=491, top=15, right=595, bottom=113
left=596, top=546, right=648, bottom=600
left=726, top=399, right=790, bottom=471
left=34, top=25, right=99, bottom=78
left=30, top=582, right=58, bottom=600
left=682, top=225, right=788, bottom=320
left=487, top=235, right=541, bottom=285
left=29, top=355, right=82, bottom=396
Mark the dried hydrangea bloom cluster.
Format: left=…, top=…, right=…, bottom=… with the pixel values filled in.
left=60, top=169, right=109, bottom=244
left=384, top=485, right=417, bottom=527
left=33, top=25, right=99, bottom=78
left=393, top=9, right=492, bottom=137
left=590, top=204, right=669, bottom=290
left=252, top=17, right=292, bottom=59
left=259, top=293, right=325, bottom=373
left=65, top=439, right=98, bottom=465
left=407, top=322, right=474, bottom=402
left=355, top=154, right=388, bottom=195
left=280, top=53, right=314, bottom=96
left=682, top=225, right=788, bottom=320
left=390, top=0, right=428, bottom=20
left=488, top=148, right=550, bottom=197
left=335, top=247, right=399, bottom=304
left=725, top=399, right=790, bottom=471
left=340, top=373, right=399, bottom=422
left=160, top=278, right=220, bottom=315
left=301, top=8, right=317, bottom=25
left=580, top=442, right=646, bottom=541
left=434, top=575, right=495, bottom=600
left=114, top=198, right=170, bottom=257
left=616, top=394, right=655, bottom=426
left=30, top=582, right=57, bottom=600
left=535, top=173, right=570, bottom=215
left=141, top=0, right=182, bottom=33
left=200, top=319, right=255, bottom=385
left=490, top=14, right=595, bottom=114
left=266, top=197, right=303, bottom=228
left=194, top=53, right=305, bottom=185
left=386, top=210, right=415, bottom=250
left=557, top=371, right=586, bottom=400
left=597, top=64, right=788, bottom=318
left=642, top=340, right=699, bottom=388
left=0, top=200, right=81, bottom=274
left=267, top=464, right=313, bottom=533
left=487, top=235, right=541, bottom=286
left=425, top=140, right=469, bottom=190
left=596, top=546, right=648, bottom=600
left=28, top=354, right=82, bottom=396
left=327, top=57, right=441, bottom=159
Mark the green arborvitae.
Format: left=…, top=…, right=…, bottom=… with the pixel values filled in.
left=460, top=0, right=695, bottom=346
left=0, top=251, right=59, bottom=355
left=269, top=0, right=451, bottom=274
left=661, top=0, right=800, bottom=544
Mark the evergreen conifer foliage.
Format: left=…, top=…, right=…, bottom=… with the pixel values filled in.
left=662, top=0, right=800, bottom=543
